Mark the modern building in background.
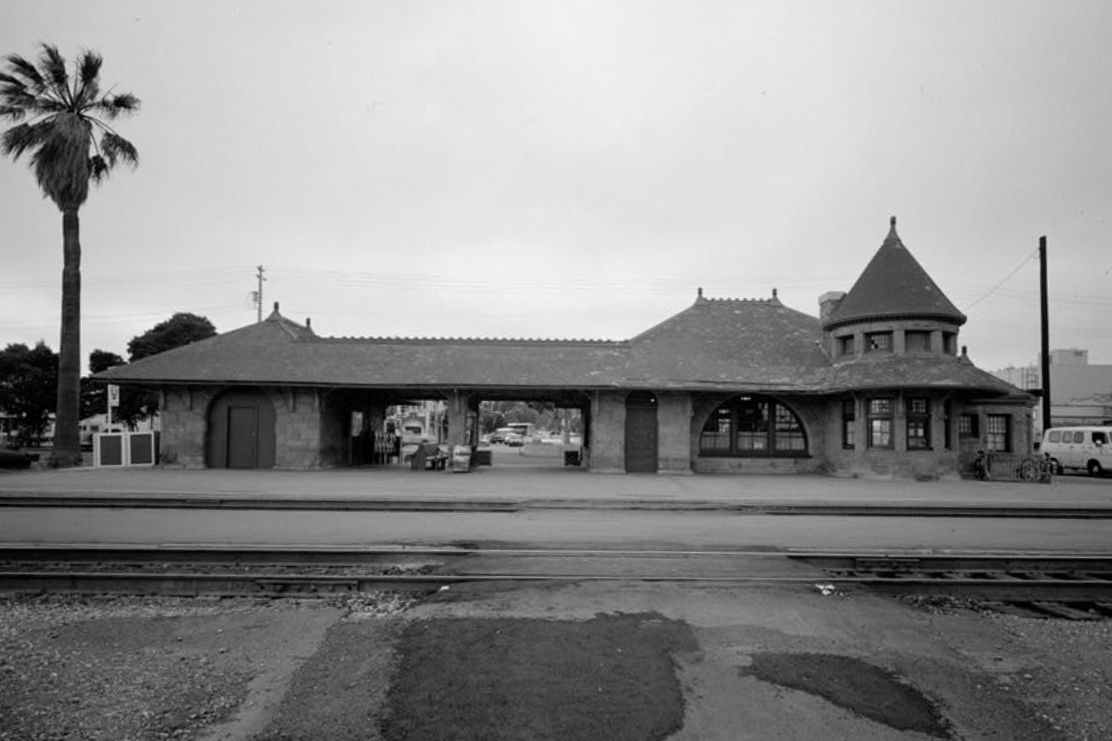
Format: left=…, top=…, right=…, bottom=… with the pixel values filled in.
left=99, top=218, right=1035, bottom=478
left=993, top=348, right=1112, bottom=432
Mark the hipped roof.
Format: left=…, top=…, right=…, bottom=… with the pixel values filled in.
left=98, top=299, right=1020, bottom=398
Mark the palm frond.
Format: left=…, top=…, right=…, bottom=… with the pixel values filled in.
left=75, top=52, right=102, bottom=107
left=100, top=131, right=139, bottom=168
left=88, top=153, right=108, bottom=184
left=0, top=120, right=50, bottom=159
left=0, top=85, right=38, bottom=115
left=91, top=91, right=140, bottom=119
left=38, top=44, right=71, bottom=104
left=77, top=51, right=102, bottom=90
left=3, top=54, right=46, bottom=94
left=0, top=105, right=27, bottom=120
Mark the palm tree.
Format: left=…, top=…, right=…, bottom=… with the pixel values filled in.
left=1, top=44, right=139, bottom=466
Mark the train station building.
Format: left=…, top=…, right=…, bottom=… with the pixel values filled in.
left=99, top=218, right=1034, bottom=478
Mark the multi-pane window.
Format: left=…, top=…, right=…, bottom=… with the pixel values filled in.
left=986, top=415, right=1011, bottom=452
left=906, top=397, right=931, bottom=449
left=701, top=407, right=732, bottom=452
left=866, top=332, right=893, bottom=353
left=837, top=335, right=856, bottom=357
left=699, top=396, right=808, bottom=456
left=868, top=398, right=893, bottom=448
left=905, top=331, right=931, bottom=352
left=842, top=398, right=855, bottom=449
left=775, top=405, right=807, bottom=451
left=959, top=414, right=979, bottom=438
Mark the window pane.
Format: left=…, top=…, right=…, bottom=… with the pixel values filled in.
left=866, top=332, right=892, bottom=352
left=869, top=399, right=892, bottom=416
left=908, top=398, right=928, bottom=415
left=870, top=419, right=892, bottom=447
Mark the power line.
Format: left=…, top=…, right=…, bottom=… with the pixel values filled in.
left=962, top=248, right=1039, bottom=312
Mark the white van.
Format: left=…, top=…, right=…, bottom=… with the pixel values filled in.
left=1041, top=426, right=1112, bottom=476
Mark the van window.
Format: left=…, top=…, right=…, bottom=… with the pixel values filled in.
left=1073, top=431, right=1085, bottom=444
left=1048, top=430, right=1061, bottom=443
left=1094, top=432, right=1108, bottom=445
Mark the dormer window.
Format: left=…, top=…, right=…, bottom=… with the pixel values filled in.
left=836, top=335, right=856, bottom=356
left=865, top=332, right=892, bottom=353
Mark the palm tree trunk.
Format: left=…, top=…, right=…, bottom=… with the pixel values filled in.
left=52, top=209, right=82, bottom=466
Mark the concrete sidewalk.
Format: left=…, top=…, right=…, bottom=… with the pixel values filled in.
left=2, top=462, right=1110, bottom=512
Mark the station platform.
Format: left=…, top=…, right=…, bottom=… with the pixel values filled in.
left=2, top=455, right=1110, bottom=514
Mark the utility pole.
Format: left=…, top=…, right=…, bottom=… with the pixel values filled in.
left=1039, top=237, right=1051, bottom=432
left=255, top=265, right=266, bottom=323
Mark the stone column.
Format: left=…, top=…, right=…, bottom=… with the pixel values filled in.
left=443, top=390, right=471, bottom=447
left=589, top=391, right=626, bottom=473
left=657, top=392, right=693, bottom=474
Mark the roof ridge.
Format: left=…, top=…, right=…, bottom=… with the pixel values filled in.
left=315, top=335, right=628, bottom=345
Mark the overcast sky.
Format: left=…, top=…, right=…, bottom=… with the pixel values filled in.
left=2, top=0, right=1110, bottom=373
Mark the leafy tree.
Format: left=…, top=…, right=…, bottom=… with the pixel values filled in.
left=127, top=312, right=216, bottom=360
left=1, top=44, right=140, bottom=465
left=80, top=349, right=123, bottom=419
left=0, top=342, right=59, bottom=444
left=117, top=313, right=217, bottom=424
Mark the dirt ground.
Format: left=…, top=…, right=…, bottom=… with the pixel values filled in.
left=2, top=583, right=1111, bottom=740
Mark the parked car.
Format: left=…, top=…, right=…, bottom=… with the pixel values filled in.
left=1041, top=426, right=1112, bottom=476
left=0, top=447, right=32, bottom=469
left=503, top=432, right=524, bottom=447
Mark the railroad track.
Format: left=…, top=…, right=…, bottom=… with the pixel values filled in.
left=2, top=545, right=1111, bottom=618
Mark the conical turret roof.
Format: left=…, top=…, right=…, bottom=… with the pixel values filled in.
left=824, top=217, right=966, bottom=330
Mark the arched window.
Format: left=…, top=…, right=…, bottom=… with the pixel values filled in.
left=699, top=395, right=808, bottom=457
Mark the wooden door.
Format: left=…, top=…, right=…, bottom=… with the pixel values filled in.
left=227, top=405, right=259, bottom=469
left=625, top=395, right=658, bottom=473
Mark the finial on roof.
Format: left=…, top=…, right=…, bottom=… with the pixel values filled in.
left=772, top=288, right=778, bottom=299
left=885, top=215, right=901, bottom=244
left=698, top=287, right=703, bottom=298
left=273, top=301, right=280, bottom=312
left=305, top=317, right=312, bottom=329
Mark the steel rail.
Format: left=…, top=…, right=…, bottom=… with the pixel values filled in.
left=1, top=569, right=1112, bottom=601
left=4, top=496, right=1112, bottom=518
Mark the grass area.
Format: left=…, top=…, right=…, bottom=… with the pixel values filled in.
left=382, top=612, right=697, bottom=741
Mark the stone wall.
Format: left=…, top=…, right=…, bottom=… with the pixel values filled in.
left=158, top=386, right=218, bottom=468
left=824, top=394, right=963, bottom=480
left=274, top=387, right=329, bottom=469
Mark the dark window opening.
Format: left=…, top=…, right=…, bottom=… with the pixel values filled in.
left=943, top=332, right=957, bottom=355
left=943, top=401, right=952, bottom=450
left=836, top=335, right=856, bottom=357
left=905, top=331, right=931, bottom=353
left=842, top=398, right=855, bottom=449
